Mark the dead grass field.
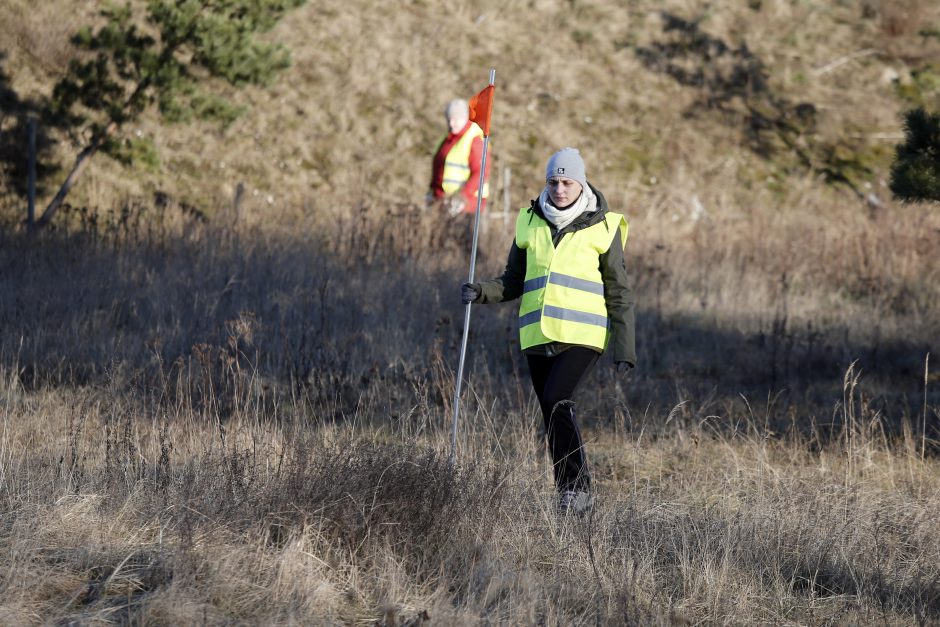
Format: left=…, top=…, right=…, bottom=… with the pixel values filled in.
left=0, top=201, right=937, bottom=623
left=1, top=346, right=939, bottom=624
left=1, top=0, right=940, bottom=624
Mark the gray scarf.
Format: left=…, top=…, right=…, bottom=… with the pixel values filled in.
left=538, top=184, right=597, bottom=231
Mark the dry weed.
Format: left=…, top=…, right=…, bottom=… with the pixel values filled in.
left=1, top=363, right=938, bottom=624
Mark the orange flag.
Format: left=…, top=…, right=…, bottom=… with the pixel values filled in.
left=468, top=84, right=495, bottom=137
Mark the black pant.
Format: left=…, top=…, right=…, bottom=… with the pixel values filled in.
left=526, top=347, right=599, bottom=492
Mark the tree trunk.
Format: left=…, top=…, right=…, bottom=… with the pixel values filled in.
left=34, top=119, right=119, bottom=229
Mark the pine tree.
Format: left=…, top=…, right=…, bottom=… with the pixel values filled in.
left=35, top=0, right=306, bottom=228
left=889, top=107, right=940, bottom=203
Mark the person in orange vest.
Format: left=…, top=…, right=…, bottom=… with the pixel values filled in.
left=428, top=99, right=491, bottom=216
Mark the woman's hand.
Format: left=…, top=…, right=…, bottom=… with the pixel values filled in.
left=461, top=283, right=482, bottom=304
left=615, top=361, right=632, bottom=374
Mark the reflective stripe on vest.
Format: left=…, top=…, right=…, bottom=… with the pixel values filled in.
left=515, top=207, right=629, bottom=351
left=440, top=122, right=489, bottom=198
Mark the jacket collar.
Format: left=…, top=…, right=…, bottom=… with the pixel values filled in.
left=448, top=120, right=473, bottom=140
left=527, top=182, right=609, bottom=233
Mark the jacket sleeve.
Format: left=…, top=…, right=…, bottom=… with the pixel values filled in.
left=477, top=241, right=526, bottom=304
left=429, top=138, right=446, bottom=195
left=600, top=230, right=637, bottom=366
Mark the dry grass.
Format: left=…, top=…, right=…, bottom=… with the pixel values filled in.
left=1, top=353, right=939, bottom=625
left=1, top=0, right=940, bottom=624
left=0, top=198, right=938, bottom=622
left=1, top=0, right=937, bottom=219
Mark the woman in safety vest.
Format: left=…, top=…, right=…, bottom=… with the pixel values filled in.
left=461, top=148, right=636, bottom=515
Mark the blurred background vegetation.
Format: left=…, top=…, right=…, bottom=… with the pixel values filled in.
left=2, top=0, right=937, bottom=416
left=1, top=0, right=938, bottom=223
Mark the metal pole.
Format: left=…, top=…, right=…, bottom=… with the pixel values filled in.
left=450, top=68, right=495, bottom=467
left=503, top=166, right=511, bottom=229
left=27, top=116, right=36, bottom=230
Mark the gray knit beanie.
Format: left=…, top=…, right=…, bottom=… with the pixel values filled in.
left=545, top=148, right=587, bottom=188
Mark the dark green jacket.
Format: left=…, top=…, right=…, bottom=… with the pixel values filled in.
left=475, top=183, right=637, bottom=366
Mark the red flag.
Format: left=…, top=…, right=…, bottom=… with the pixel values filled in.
left=468, top=84, right=495, bottom=136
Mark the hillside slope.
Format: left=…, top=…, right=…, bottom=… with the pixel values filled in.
left=1, top=0, right=939, bottom=224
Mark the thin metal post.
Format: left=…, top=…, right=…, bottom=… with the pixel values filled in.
left=503, top=166, right=511, bottom=229
left=923, top=353, right=930, bottom=460
left=27, top=116, right=36, bottom=229
left=450, top=68, right=495, bottom=467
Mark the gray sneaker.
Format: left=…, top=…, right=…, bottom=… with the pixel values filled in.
left=558, top=490, right=594, bottom=516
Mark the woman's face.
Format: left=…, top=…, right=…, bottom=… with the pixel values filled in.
left=447, top=112, right=468, bottom=134
left=546, top=176, right=583, bottom=208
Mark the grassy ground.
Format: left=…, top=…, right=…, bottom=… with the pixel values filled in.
left=1, top=0, right=940, bottom=624
left=2, top=355, right=939, bottom=625
left=0, top=206, right=938, bottom=624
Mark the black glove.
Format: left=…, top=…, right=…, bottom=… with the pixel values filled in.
left=615, top=361, right=632, bottom=374
left=461, top=283, right=482, bottom=304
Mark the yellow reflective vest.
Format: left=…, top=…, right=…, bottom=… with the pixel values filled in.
left=440, top=123, right=489, bottom=198
left=516, top=208, right=629, bottom=351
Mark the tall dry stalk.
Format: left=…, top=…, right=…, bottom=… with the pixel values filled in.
left=923, top=352, right=930, bottom=460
